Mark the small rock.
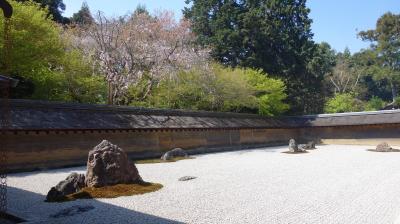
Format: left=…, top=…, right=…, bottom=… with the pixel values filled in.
left=85, top=140, right=143, bottom=188
left=50, top=205, right=95, bottom=218
left=299, top=141, right=316, bottom=150
left=161, top=148, right=188, bottom=161
left=178, top=176, right=197, bottom=181
left=46, top=172, right=85, bottom=202
left=307, top=141, right=316, bottom=149
left=376, top=142, right=392, bottom=152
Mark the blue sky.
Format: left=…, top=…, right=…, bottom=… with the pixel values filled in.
left=64, top=0, right=400, bottom=53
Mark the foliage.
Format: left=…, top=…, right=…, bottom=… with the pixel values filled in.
left=74, top=11, right=210, bottom=105
left=326, top=48, right=361, bottom=94
left=364, top=96, right=386, bottom=111
left=184, top=0, right=324, bottom=114
left=359, top=12, right=400, bottom=103
left=16, top=0, right=69, bottom=24
left=245, top=69, right=289, bottom=116
left=184, top=0, right=313, bottom=71
left=303, top=42, right=336, bottom=114
left=146, top=65, right=288, bottom=116
left=0, top=0, right=64, bottom=99
left=324, top=93, right=364, bottom=113
left=58, top=49, right=107, bottom=103
left=71, top=1, right=94, bottom=26
left=0, top=1, right=63, bottom=77
left=0, top=1, right=106, bottom=103
left=6, top=1, right=400, bottom=116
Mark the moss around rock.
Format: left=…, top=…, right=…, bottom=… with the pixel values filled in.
left=135, top=156, right=194, bottom=164
left=48, top=182, right=163, bottom=202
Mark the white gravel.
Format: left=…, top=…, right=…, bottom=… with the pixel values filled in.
left=7, top=144, right=400, bottom=224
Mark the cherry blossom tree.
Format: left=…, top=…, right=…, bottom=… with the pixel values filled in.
left=71, top=11, right=209, bottom=105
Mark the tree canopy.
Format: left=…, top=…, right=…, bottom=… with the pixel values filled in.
left=359, top=12, right=400, bottom=104
left=16, top=0, right=69, bottom=24
left=71, top=2, right=94, bottom=26
left=184, top=0, right=329, bottom=114
left=0, top=0, right=105, bottom=102
left=4, top=0, right=399, bottom=116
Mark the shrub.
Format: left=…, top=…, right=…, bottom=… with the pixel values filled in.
left=364, top=96, right=385, bottom=111
left=324, top=93, right=364, bottom=113
left=143, top=65, right=288, bottom=116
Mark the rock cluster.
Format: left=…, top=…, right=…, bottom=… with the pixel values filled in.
left=46, top=172, right=85, bottom=202
left=161, top=148, right=188, bottom=161
left=47, top=140, right=143, bottom=201
left=376, top=142, right=393, bottom=152
left=289, top=139, right=317, bottom=153
left=288, top=139, right=305, bottom=153
left=299, top=141, right=316, bottom=150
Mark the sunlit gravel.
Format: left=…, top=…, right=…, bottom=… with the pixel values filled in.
left=7, top=144, right=400, bottom=224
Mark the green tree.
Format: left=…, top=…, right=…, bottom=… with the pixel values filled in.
left=184, top=0, right=326, bottom=114
left=71, top=1, right=94, bottom=26
left=359, top=12, right=400, bottom=105
left=324, top=93, right=364, bottom=113
left=0, top=0, right=106, bottom=102
left=0, top=0, right=64, bottom=81
left=133, top=4, right=149, bottom=16
left=16, top=0, right=69, bottom=24
left=245, top=69, right=289, bottom=116
left=305, top=42, right=336, bottom=113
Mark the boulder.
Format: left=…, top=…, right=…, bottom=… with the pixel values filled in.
left=46, top=172, right=85, bottom=202
left=289, top=139, right=304, bottom=153
left=161, top=148, right=188, bottom=161
left=376, top=142, right=392, bottom=152
left=85, top=140, right=143, bottom=188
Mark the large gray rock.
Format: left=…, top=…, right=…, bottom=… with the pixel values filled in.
left=85, top=140, right=143, bottom=188
left=289, top=139, right=304, bottom=153
left=376, top=142, right=392, bottom=152
left=46, top=172, right=85, bottom=202
left=161, top=148, right=188, bottom=161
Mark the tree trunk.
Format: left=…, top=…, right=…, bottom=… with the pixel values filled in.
left=107, top=81, right=114, bottom=105
left=390, top=80, right=397, bottom=104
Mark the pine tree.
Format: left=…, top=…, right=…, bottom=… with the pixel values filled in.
left=71, top=1, right=94, bottom=26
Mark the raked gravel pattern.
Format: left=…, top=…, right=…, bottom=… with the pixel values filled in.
left=7, top=144, right=400, bottom=224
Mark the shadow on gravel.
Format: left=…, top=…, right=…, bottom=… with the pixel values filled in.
left=8, top=186, right=184, bottom=224
left=8, top=166, right=87, bottom=177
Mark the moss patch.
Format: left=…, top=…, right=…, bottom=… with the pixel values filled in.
left=135, top=156, right=194, bottom=164
left=281, top=151, right=309, bottom=154
left=367, top=149, right=400, bottom=152
left=48, top=182, right=163, bottom=203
